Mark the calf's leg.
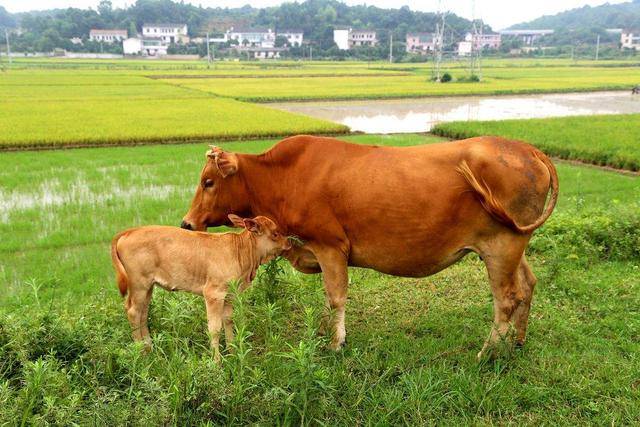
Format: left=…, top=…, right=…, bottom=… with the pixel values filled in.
left=203, top=282, right=226, bottom=362
left=125, top=286, right=153, bottom=351
left=222, top=301, right=234, bottom=346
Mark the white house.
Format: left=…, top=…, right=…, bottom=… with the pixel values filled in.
left=621, top=29, right=640, bottom=49
left=142, top=23, right=189, bottom=44
left=226, top=28, right=276, bottom=48
left=278, top=29, right=304, bottom=47
left=406, top=33, right=441, bottom=53
left=333, top=29, right=350, bottom=50
left=123, top=38, right=168, bottom=56
left=458, top=32, right=501, bottom=55
left=457, top=40, right=473, bottom=56
left=89, top=29, right=128, bottom=43
left=333, top=28, right=378, bottom=50
left=499, top=29, right=553, bottom=46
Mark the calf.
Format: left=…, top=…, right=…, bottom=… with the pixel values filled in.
left=111, top=214, right=291, bottom=361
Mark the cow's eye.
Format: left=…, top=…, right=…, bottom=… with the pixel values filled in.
left=272, top=232, right=279, bottom=238
left=203, top=179, right=214, bottom=188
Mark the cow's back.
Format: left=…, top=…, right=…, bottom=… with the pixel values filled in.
left=258, top=136, right=552, bottom=276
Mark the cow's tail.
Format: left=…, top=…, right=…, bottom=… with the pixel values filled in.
left=456, top=151, right=558, bottom=234
left=111, top=231, right=130, bottom=297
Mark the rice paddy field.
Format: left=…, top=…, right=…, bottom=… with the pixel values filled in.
left=1, top=57, right=639, bottom=148
left=433, top=114, right=640, bottom=171
left=1, top=57, right=640, bottom=424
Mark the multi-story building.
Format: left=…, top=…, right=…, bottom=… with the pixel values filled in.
left=142, top=23, right=189, bottom=44
left=333, top=28, right=378, bottom=50
left=89, top=29, right=128, bottom=43
left=278, top=29, right=304, bottom=47
left=226, top=28, right=276, bottom=48
left=123, top=37, right=168, bottom=56
left=621, top=29, right=640, bottom=49
left=406, top=33, right=441, bottom=53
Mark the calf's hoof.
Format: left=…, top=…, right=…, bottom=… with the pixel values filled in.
left=329, top=337, right=346, bottom=352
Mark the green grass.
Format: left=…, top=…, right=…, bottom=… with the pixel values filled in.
left=0, top=71, right=347, bottom=148
left=163, top=66, right=640, bottom=102
left=433, top=114, right=640, bottom=171
left=1, top=62, right=639, bottom=148
left=1, top=134, right=639, bottom=424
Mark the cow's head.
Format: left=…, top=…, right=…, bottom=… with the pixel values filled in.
left=228, top=214, right=292, bottom=260
left=181, top=146, right=251, bottom=231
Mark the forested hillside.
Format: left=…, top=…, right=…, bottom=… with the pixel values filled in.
left=0, top=0, right=478, bottom=55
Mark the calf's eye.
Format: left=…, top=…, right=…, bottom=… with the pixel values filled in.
left=203, top=179, right=214, bottom=188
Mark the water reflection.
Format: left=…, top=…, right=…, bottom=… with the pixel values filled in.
left=271, top=91, right=640, bottom=133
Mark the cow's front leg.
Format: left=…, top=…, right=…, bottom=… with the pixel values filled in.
left=314, top=248, right=349, bottom=351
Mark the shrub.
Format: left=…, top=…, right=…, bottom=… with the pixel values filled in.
left=440, top=72, right=452, bottom=83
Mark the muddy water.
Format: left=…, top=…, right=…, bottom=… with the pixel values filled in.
left=270, top=91, right=640, bottom=133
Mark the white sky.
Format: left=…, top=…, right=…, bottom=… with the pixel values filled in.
left=0, top=0, right=630, bottom=30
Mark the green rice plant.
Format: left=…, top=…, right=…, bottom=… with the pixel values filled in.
left=164, top=66, right=640, bottom=102
left=432, top=114, right=640, bottom=171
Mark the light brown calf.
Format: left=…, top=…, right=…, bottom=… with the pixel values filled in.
left=111, top=215, right=291, bottom=361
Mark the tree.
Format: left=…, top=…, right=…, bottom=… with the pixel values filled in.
left=275, top=35, right=288, bottom=47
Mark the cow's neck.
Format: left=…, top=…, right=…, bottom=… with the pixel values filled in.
left=237, top=154, right=291, bottom=232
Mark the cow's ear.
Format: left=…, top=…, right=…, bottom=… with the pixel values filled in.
left=243, top=218, right=262, bottom=235
left=228, top=214, right=245, bottom=228
left=207, top=148, right=238, bottom=178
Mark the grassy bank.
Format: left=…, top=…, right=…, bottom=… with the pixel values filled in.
left=432, top=114, right=640, bottom=171
left=1, top=134, right=638, bottom=424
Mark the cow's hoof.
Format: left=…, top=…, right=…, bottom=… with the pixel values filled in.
left=515, top=340, right=525, bottom=350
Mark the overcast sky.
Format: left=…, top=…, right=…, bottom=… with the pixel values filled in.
left=0, top=0, right=630, bottom=30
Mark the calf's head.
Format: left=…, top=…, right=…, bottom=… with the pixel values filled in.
left=181, top=146, right=250, bottom=231
left=228, top=214, right=291, bottom=260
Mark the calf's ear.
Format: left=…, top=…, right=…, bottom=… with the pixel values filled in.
left=228, top=214, right=245, bottom=228
left=207, top=147, right=238, bottom=178
left=243, top=218, right=263, bottom=235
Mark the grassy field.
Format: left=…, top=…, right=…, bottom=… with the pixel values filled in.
left=0, top=71, right=347, bottom=149
left=1, top=59, right=639, bottom=147
left=1, top=134, right=638, bottom=424
left=163, top=66, right=640, bottom=102
left=433, top=114, right=640, bottom=171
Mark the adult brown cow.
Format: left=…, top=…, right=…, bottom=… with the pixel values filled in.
left=181, top=135, right=558, bottom=358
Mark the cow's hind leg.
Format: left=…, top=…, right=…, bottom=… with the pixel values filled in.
left=125, top=285, right=153, bottom=351
left=513, top=256, right=537, bottom=347
left=478, top=237, right=529, bottom=359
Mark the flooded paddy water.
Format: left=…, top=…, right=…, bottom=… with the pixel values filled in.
left=269, top=91, right=640, bottom=133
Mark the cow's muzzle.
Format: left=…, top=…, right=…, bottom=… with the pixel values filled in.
left=180, top=220, right=193, bottom=230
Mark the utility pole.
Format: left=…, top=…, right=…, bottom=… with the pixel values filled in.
left=433, top=1, right=446, bottom=81
left=206, top=32, right=211, bottom=67
left=310, top=45, right=312, bottom=61
left=4, top=29, right=11, bottom=65
left=595, top=34, right=600, bottom=61
left=389, top=32, right=393, bottom=63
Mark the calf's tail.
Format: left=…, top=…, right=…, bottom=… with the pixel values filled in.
left=111, top=232, right=130, bottom=297
left=456, top=150, right=559, bottom=234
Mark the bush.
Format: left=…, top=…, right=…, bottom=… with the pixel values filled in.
left=457, top=74, right=480, bottom=82
left=440, top=72, right=452, bottom=83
